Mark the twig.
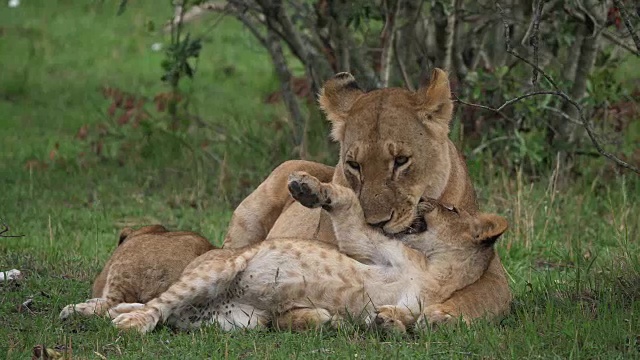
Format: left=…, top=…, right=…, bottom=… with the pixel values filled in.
left=612, top=0, right=640, bottom=53
left=379, top=0, right=402, bottom=87
left=496, top=90, right=560, bottom=111
left=495, top=2, right=560, bottom=90
left=471, top=135, right=511, bottom=155
left=530, top=0, right=545, bottom=86
left=262, top=23, right=307, bottom=157
left=0, top=221, right=24, bottom=238
left=540, top=105, right=583, bottom=126
left=227, top=2, right=267, bottom=47
left=603, top=31, right=640, bottom=56
left=393, top=34, right=415, bottom=91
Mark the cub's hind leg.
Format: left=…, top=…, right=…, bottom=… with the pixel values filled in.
left=113, top=248, right=257, bottom=334
left=60, top=272, right=130, bottom=320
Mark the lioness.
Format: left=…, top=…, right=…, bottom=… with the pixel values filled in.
left=59, top=225, right=215, bottom=319
left=223, top=69, right=511, bottom=323
left=112, top=172, right=507, bottom=334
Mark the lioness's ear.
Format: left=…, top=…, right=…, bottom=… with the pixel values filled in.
left=415, top=68, right=453, bottom=130
left=474, top=214, right=508, bottom=246
left=318, top=72, right=364, bottom=141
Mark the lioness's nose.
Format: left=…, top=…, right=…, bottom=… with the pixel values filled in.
left=367, top=212, right=394, bottom=228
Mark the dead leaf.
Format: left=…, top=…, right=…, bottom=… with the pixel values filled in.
left=75, top=125, right=89, bottom=140
left=32, top=345, right=63, bottom=359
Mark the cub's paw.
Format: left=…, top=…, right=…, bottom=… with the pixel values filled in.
left=112, top=310, right=157, bottom=334
left=368, top=305, right=414, bottom=333
left=108, top=302, right=145, bottom=318
left=417, top=304, right=457, bottom=329
left=59, top=304, right=78, bottom=320
left=287, top=172, right=330, bottom=209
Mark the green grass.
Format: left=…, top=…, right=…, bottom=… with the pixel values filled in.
left=1, top=1, right=639, bottom=359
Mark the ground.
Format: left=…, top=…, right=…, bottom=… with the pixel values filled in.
left=1, top=1, right=639, bottom=359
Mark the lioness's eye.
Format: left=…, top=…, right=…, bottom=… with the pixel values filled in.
left=394, top=156, right=409, bottom=167
left=346, top=161, right=360, bottom=171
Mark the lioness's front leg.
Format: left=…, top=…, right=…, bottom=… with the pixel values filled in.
left=424, top=258, right=512, bottom=324
left=223, top=160, right=334, bottom=249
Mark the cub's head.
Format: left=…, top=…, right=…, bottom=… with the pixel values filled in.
left=319, top=69, right=454, bottom=235
left=404, top=199, right=508, bottom=254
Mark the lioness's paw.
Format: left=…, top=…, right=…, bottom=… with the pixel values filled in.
left=112, top=311, right=157, bottom=334
left=287, top=172, right=330, bottom=209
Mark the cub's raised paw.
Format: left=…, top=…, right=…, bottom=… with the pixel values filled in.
left=112, top=310, right=157, bottom=334
left=368, top=305, right=414, bottom=333
left=287, top=172, right=330, bottom=209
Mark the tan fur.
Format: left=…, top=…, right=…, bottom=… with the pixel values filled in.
left=112, top=174, right=507, bottom=334
left=223, top=69, right=512, bottom=323
left=59, top=225, right=215, bottom=320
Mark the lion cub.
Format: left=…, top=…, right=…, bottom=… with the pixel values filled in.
left=59, top=225, right=215, bottom=320
left=112, top=173, right=507, bottom=333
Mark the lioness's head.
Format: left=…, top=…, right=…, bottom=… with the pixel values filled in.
left=319, top=69, right=455, bottom=235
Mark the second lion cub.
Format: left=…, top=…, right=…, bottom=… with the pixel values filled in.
left=113, top=172, right=507, bottom=333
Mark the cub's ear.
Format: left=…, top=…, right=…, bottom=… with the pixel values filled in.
left=473, top=214, right=508, bottom=246
left=118, top=225, right=169, bottom=245
left=415, top=68, right=453, bottom=130
left=318, top=72, right=364, bottom=141
left=118, top=227, right=134, bottom=246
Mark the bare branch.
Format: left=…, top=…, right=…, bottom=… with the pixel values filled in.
left=612, top=0, right=640, bottom=53
left=495, top=2, right=560, bottom=90
left=227, top=3, right=267, bottom=47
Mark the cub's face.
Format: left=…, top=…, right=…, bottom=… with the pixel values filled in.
left=401, top=199, right=508, bottom=253
left=319, top=69, right=454, bottom=235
